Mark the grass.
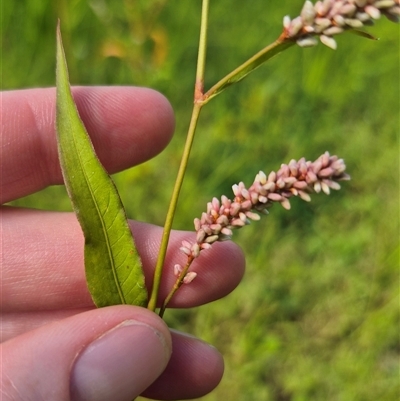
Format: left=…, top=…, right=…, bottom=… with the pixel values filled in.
left=3, top=1, right=399, bottom=400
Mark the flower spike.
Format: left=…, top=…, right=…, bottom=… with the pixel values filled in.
left=283, top=0, right=400, bottom=49
left=180, top=152, right=350, bottom=262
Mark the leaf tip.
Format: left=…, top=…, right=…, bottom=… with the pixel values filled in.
left=57, top=18, right=61, bottom=37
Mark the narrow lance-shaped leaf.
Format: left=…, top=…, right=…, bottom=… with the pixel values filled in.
left=203, top=40, right=294, bottom=102
left=55, top=21, right=147, bottom=308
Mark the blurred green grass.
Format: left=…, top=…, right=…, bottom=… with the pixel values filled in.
left=3, top=1, right=399, bottom=400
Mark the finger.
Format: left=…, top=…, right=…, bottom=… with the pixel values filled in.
left=1, top=306, right=172, bottom=401
left=142, top=330, right=224, bottom=400
left=2, top=207, right=245, bottom=313
left=1, top=309, right=92, bottom=343
left=2, top=306, right=223, bottom=400
left=1, top=87, right=175, bottom=203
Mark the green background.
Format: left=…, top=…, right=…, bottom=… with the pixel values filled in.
left=2, top=1, right=399, bottom=400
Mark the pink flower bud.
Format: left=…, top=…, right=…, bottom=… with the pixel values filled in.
left=183, top=272, right=197, bottom=284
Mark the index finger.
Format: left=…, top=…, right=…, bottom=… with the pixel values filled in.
left=1, top=87, right=175, bottom=203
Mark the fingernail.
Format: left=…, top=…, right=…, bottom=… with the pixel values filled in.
left=70, top=320, right=170, bottom=401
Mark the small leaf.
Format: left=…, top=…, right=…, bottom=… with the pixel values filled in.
left=347, top=29, right=378, bottom=41
left=204, top=40, right=294, bottom=101
left=55, top=21, right=147, bottom=308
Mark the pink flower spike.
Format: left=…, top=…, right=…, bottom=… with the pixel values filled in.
left=231, top=218, right=246, bottom=227
left=196, top=229, right=206, bottom=243
left=203, top=226, right=213, bottom=236
left=212, top=197, right=220, bottom=211
left=306, top=170, right=318, bottom=184
left=312, top=160, right=323, bottom=174
left=355, top=0, right=368, bottom=7
left=191, top=243, right=200, bottom=258
left=293, top=180, right=308, bottom=189
left=318, top=18, right=334, bottom=32
left=251, top=191, right=259, bottom=204
left=280, top=197, right=291, bottom=210
left=282, top=0, right=398, bottom=50
left=221, top=227, right=233, bottom=236
left=241, top=188, right=250, bottom=199
left=268, top=171, right=277, bottom=182
left=356, top=11, right=371, bottom=22
left=344, top=18, right=364, bottom=28
left=221, top=195, right=231, bottom=207
left=194, top=218, right=201, bottom=231
left=201, top=212, right=212, bottom=224
left=319, top=0, right=334, bottom=16
left=186, top=153, right=348, bottom=266
left=324, top=179, right=341, bottom=190
left=288, top=160, right=299, bottom=176
left=366, top=5, right=381, bottom=19
left=174, top=264, right=183, bottom=277
left=180, top=246, right=192, bottom=256
left=204, top=234, right=219, bottom=244
left=340, top=3, right=357, bottom=16
left=319, top=167, right=335, bottom=177
left=217, top=214, right=229, bottom=225
left=246, top=211, right=261, bottom=221
left=289, top=16, right=304, bottom=36
left=314, top=181, right=322, bottom=193
left=268, top=193, right=283, bottom=202
left=321, top=181, right=331, bottom=195
left=284, top=177, right=298, bottom=186
left=331, top=159, right=347, bottom=174
left=256, top=171, right=267, bottom=184
left=299, top=161, right=308, bottom=176
left=232, top=184, right=241, bottom=197
left=320, top=34, right=338, bottom=50
left=320, top=152, right=330, bottom=167
left=298, top=190, right=312, bottom=202
left=283, top=15, right=291, bottom=29
left=230, top=202, right=242, bottom=216
left=239, top=212, right=248, bottom=223
left=301, top=1, right=317, bottom=25
left=241, top=200, right=253, bottom=210
left=210, top=223, right=222, bottom=234
left=297, top=35, right=318, bottom=47
left=183, top=272, right=197, bottom=284
left=279, top=164, right=290, bottom=177
left=182, top=240, right=192, bottom=249
left=264, top=181, right=276, bottom=191
left=276, top=178, right=286, bottom=189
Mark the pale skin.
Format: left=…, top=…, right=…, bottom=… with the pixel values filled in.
left=1, top=87, right=245, bottom=401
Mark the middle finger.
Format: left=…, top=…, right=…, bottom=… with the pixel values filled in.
left=2, top=207, right=245, bottom=312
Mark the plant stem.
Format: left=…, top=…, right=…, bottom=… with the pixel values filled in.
left=147, top=0, right=210, bottom=312
left=148, top=8, right=295, bottom=313
left=194, top=0, right=209, bottom=101
left=147, top=104, right=202, bottom=312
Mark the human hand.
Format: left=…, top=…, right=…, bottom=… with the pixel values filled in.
left=1, top=87, right=245, bottom=401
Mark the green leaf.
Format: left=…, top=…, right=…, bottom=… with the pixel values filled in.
left=204, top=39, right=294, bottom=102
left=347, top=29, right=378, bottom=41
left=55, top=21, right=147, bottom=308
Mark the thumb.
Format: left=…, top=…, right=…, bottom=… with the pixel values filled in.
left=1, top=305, right=172, bottom=401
